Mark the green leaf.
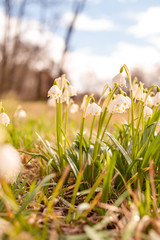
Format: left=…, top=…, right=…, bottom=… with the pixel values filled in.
left=14, top=174, right=54, bottom=219
left=106, top=132, right=132, bottom=165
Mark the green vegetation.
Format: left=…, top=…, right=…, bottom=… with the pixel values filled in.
left=0, top=65, right=160, bottom=240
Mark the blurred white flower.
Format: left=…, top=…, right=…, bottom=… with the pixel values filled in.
left=48, top=85, right=62, bottom=99
left=0, top=144, right=22, bottom=182
left=15, top=109, right=27, bottom=118
left=77, top=203, right=90, bottom=213
left=133, top=84, right=143, bottom=101
left=0, top=113, right=10, bottom=126
left=153, top=92, right=160, bottom=106
left=61, top=91, right=69, bottom=104
left=47, top=98, right=56, bottom=107
left=144, top=106, right=153, bottom=117
left=69, top=104, right=79, bottom=114
left=133, top=215, right=140, bottom=222
left=108, top=94, right=131, bottom=114
left=86, top=103, right=101, bottom=116
left=112, top=73, right=126, bottom=87
left=60, top=85, right=77, bottom=104
left=68, top=85, right=77, bottom=96
left=143, top=93, right=154, bottom=106
left=132, top=83, right=138, bottom=96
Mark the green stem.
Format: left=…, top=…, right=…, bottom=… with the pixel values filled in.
left=134, top=103, right=144, bottom=151
left=130, top=89, right=135, bottom=160
left=133, top=86, right=156, bottom=158
left=101, top=113, right=112, bottom=141
left=89, top=116, right=95, bottom=144
left=57, top=99, right=63, bottom=166
left=92, top=111, right=104, bottom=161
left=79, top=117, right=85, bottom=169
left=64, top=103, right=69, bottom=149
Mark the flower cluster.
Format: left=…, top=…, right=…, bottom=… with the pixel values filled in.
left=108, top=94, right=131, bottom=114
left=47, top=75, right=77, bottom=104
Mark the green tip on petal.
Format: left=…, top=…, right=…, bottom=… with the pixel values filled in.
left=1, top=107, right=4, bottom=113
left=157, top=87, right=160, bottom=92
left=120, top=66, right=123, bottom=73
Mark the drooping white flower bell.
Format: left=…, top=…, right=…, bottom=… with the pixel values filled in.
left=15, top=109, right=27, bottom=118
left=47, top=98, right=56, bottom=107
left=86, top=103, right=101, bottom=116
left=153, top=92, right=160, bottom=106
left=0, top=144, right=22, bottom=182
left=69, top=104, right=79, bottom=114
left=77, top=203, right=90, bottom=213
left=133, top=84, right=143, bottom=101
left=61, top=90, right=70, bottom=104
left=48, top=85, right=62, bottom=99
left=0, top=113, right=10, bottom=126
left=143, top=93, right=154, bottom=107
left=144, top=106, right=153, bottom=117
left=112, top=73, right=126, bottom=87
left=68, top=85, right=77, bottom=97
left=108, top=94, right=131, bottom=114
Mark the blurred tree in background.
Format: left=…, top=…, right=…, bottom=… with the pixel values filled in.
left=0, top=0, right=86, bottom=100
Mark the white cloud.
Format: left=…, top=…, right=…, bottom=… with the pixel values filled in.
left=148, top=36, right=160, bottom=49
left=117, top=0, right=138, bottom=2
left=87, top=0, right=101, bottom=4
left=64, top=42, right=160, bottom=92
left=128, top=7, right=160, bottom=38
left=61, top=12, right=115, bottom=31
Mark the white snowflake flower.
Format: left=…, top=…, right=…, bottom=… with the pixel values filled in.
left=86, top=103, right=101, bottom=116
left=0, top=144, right=22, bottom=182
left=143, top=93, right=154, bottom=106
left=68, top=85, right=77, bottom=96
left=77, top=203, right=90, bottom=213
left=15, top=109, right=27, bottom=118
left=144, top=106, right=153, bottom=117
left=112, top=73, right=126, bottom=87
left=61, top=91, right=69, bottom=104
left=47, top=98, right=56, bottom=107
left=0, top=113, right=10, bottom=126
left=69, top=104, right=79, bottom=114
left=133, top=84, right=143, bottom=100
left=153, top=92, right=160, bottom=106
left=48, top=85, right=62, bottom=99
left=133, top=215, right=140, bottom=222
left=108, top=94, right=130, bottom=114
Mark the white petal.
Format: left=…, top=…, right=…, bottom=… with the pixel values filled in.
left=0, top=113, right=10, bottom=126
left=0, top=144, right=22, bottom=182
left=86, top=103, right=101, bottom=116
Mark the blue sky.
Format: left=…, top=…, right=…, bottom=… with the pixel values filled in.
left=61, top=0, right=160, bottom=54
left=1, top=0, right=160, bottom=91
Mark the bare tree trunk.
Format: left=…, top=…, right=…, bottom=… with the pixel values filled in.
left=0, top=0, right=12, bottom=94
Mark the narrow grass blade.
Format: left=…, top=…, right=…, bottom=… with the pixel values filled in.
left=106, top=132, right=132, bottom=165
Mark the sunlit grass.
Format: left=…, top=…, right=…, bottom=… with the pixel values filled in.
left=0, top=66, right=160, bottom=240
